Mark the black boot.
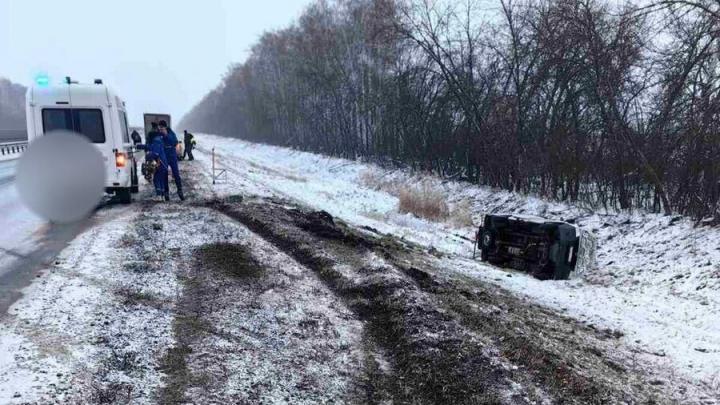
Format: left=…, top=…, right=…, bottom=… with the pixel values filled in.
left=178, top=189, right=185, bottom=201
left=164, top=192, right=170, bottom=201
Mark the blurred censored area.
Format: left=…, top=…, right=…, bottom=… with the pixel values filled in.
left=17, top=132, right=105, bottom=223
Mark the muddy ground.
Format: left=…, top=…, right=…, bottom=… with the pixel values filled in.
left=6, top=161, right=716, bottom=405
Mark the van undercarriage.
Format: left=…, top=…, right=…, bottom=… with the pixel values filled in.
left=476, top=214, right=581, bottom=280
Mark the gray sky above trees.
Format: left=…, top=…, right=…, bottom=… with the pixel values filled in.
left=0, top=0, right=312, bottom=126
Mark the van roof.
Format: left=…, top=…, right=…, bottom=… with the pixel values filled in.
left=27, top=83, right=125, bottom=109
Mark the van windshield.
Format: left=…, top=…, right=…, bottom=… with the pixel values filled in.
left=42, top=108, right=106, bottom=143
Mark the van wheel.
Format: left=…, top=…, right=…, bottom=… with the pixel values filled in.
left=131, top=160, right=139, bottom=193
left=479, top=230, right=494, bottom=261
left=117, top=188, right=132, bottom=204
left=553, top=264, right=572, bottom=281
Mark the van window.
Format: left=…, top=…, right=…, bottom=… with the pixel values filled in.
left=42, top=108, right=106, bottom=143
left=42, top=109, right=71, bottom=133
left=118, top=110, right=130, bottom=143
left=75, top=110, right=105, bottom=143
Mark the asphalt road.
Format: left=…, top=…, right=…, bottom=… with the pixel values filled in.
left=0, top=159, right=104, bottom=316
left=0, top=159, right=16, bottom=185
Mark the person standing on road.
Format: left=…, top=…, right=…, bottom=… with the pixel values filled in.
left=146, top=122, right=160, bottom=145
left=131, top=129, right=142, bottom=145
left=159, top=120, right=185, bottom=201
left=183, top=130, right=195, bottom=161
left=146, top=134, right=168, bottom=199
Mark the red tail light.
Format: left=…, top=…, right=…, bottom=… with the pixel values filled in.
left=115, top=152, right=127, bottom=168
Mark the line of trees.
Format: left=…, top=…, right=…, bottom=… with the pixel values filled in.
left=180, top=0, right=720, bottom=220
left=0, top=78, right=26, bottom=130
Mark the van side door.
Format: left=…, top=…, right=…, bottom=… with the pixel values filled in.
left=117, top=109, right=131, bottom=149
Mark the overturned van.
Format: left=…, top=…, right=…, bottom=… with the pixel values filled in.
left=476, top=214, right=595, bottom=280
left=26, top=78, right=139, bottom=203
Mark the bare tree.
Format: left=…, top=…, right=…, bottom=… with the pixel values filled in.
left=178, top=0, right=720, bottom=220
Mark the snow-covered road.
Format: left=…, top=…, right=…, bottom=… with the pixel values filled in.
left=0, top=159, right=43, bottom=269
left=0, top=159, right=15, bottom=186
left=0, top=159, right=122, bottom=315
left=0, top=159, right=46, bottom=311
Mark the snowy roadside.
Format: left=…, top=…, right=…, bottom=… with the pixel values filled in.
left=0, top=164, right=373, bottom=403
left=196, top=134, right=720, bottom=394
left=0, top=205, right=177, bottom=403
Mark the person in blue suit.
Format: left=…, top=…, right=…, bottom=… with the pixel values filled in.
left=158, top=120, right=185, bottom=201
left=146, top=122, right=160, bottom=145
left=145, top=135, right=169, bottom=200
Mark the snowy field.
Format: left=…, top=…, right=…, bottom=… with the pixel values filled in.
left=197, top=134, right=720, bottom=393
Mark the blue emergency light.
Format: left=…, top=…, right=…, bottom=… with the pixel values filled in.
left=34, top=73, right=50, bottom=87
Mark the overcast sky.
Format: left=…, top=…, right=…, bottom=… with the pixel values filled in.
left=0, top=0, right=312, bottom=126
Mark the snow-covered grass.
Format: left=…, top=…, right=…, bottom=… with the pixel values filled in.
left=196, top=134, right=720, bottom=394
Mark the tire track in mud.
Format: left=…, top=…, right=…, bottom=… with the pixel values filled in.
left=205, top=196, right=690, bottom=405
left=138, top=165, right=379, bottom=403
left=157, top=239, right=379, bottom=404
left=383, top=243, right=717, bottom=403
left=208, top=197, right=537, bottom=404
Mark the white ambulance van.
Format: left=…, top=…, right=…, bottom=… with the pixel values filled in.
left=25, top=77, right=139, bottom=203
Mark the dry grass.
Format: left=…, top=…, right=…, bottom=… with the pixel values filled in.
left=361, top=168, right=475, bottom=224
left=448, top=199, right=475, bottom=228
left=359, top=168, right=402, bottom=192
left=398, top=184, right=450, bottom=221
left=245, top=159, right=307, bottom=182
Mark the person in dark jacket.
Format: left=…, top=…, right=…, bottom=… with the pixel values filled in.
left=146, top=122, right=160, bottom=145
left=183, top=130, right=195, bottom=161
left=158, top=120, right=184, bottom=201
left=131, top=129, right=142, bottom=145
left=145, top=135, right=168, bottom=199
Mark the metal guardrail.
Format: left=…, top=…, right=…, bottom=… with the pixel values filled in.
left=0, top=141, right=28, bottom=157
left=0, top=129, right=27, bottom=141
